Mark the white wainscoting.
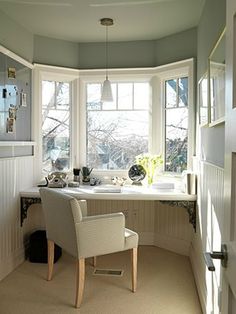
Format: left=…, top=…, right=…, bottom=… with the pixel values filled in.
left=88, top=199, right=193, bottom=255
left=190, top=161, right=224, bottom=314
left=0, top=169, right=194, bottom=281
left=0, top=156, right=34, bottom=281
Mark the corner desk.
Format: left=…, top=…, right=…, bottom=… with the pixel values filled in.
left=20, top=185, right=197, bottom=231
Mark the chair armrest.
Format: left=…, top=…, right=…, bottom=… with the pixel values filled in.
left=77, top=200, right=87, bottom=217
left=76, top=212, right=125, bottom=258
left=82, top=212, right=123, bottom=222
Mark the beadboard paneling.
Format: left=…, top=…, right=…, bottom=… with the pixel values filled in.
left=154, top=201, right=193, bottom=255
left=0, top=156, right=34, bottom=281
left=87, top=199, right=192, bottom=252
left=190, top=161, right=224, bottom=314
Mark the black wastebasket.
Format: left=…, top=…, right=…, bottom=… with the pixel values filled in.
left=29, top=230, right=62, bottom=263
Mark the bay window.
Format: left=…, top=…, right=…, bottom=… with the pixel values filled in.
left=35, top=59, right=193, bottom=180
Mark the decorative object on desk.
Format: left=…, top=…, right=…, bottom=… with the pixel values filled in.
left=128, top=165, right=146, bottom=185
left=73, top=168, right=81, bottom=183
left=37, top=177, right=49, bottom=187
left=81, top=166, right=93, bottom=183
left=90, top=177, right=101, bottom=186
left=181, top=171, right=196, bottom=195
left=68, top=181, right=80, bottom=188
left=47, top=171, right=67, bottom=188
left=111, top=176, right=127, bottom=186
left=135, top=153, right=163, bottom=186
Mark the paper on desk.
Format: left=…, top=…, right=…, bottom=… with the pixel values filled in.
left=151, top=182, right=175, bottom=189
left=93, top=185, right=121, bottom=193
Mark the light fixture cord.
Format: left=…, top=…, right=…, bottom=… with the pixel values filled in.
left=105, top=24, right=108, bottom=80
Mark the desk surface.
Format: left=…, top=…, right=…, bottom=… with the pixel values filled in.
left=20, top=185, right=196, bottom=201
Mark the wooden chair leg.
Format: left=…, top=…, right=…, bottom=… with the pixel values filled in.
left=75, top=258, right=85, bottom=308
left=93, top=256, right=97, bottom=268
left=47, top=239, right=54, bottom=281
left=131, top=248, right=137, bottom=292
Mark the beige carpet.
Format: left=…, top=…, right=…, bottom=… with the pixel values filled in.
left=0, top=246, right=202, bottom=314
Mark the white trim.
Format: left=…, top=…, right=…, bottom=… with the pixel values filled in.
left=189, top=243, right=207, bottom=314
left=79, top=58, right=194, bottom=77
left=32, top=66, right=79, bottom=183
left=138, top=232, right=155, bottom=245
left=33, top=59, right=194, bottom=180
left=0, top=45, right=33, bottom=69
left=157, top=59, right=194, bottom=171
left=0, top=141, right=36, bottom=146
left=154, top=233, right=191, bottom=256
left=0, top=247, right=25, bottom=281
left=79, top=59, right=194, bottom=173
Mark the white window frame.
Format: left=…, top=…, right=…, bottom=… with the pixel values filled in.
left=79, top=59, right=194, bottom=177
left=32, top=64, right=79, bottom=184
left=155, top=59, right=195, bottom=173
left=32, top=59, right=194, bottom=183
left=79, top=68, right=154, bottom=178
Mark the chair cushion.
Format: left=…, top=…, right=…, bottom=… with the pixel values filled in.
left=124, top=228, right=138, bottom=250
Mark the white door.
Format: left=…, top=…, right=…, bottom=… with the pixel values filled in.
left=222, top=0, right=236, bottom=312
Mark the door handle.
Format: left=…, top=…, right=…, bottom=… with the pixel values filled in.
left=204, top=244, right=228, bottom=271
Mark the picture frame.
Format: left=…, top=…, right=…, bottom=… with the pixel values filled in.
left=6, top=118, right=14, bottom=133
left=8, top=105, right=17, bottom=120
left=198, top=72, right=209, bottom=126
left=8, top=67, right=16, bottom=79
left=209, top=27, right=226, bottom=126
left=20, top=92, right=27, bottom=107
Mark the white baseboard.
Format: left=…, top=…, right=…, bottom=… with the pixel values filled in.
left=189, top=243, right=207, bottom=314
left=154, top=233, right=191, bottom=256
left=0, top=247, right=25, bottom=281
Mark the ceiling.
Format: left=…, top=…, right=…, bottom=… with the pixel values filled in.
left=0, top=0, right=205, bottom=43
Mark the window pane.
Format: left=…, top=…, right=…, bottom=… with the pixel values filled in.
left=42, top=81, right=55, bottom=108
left=118, top=83, right=133, bottom=109
left=56, top=82, right=69, bottom=107
left=134, top=83, right=149, bottom=109
left=102, top=84, right=117, bottom=110
left=87, top=111, right=148, bottom=169
left=42, top=80, right=70, bottom=173
left=165, top=79, right=177, bottom=108
left=165, top=107, right=188, bottom=173
left=87, top=83, right=101, bottom=110
left=178, top=77, right=188, bottom=107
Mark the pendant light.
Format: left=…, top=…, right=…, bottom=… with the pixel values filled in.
left=100, top=18, right=114, bottom=102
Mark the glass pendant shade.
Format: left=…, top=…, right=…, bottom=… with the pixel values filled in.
left=101, top=78, right=113, bottom=102
left=100, top=18, right=114, bottom=103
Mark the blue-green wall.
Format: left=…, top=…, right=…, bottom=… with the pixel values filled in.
left=197, top=0, right=226, bottom=167
left=33, top=27, right=197, bottom=69
left=197, top=0, right=226, bottom=80
left=0, top=1, right=226, bottom=168
left=0, top=10, right=33, bottom=62
left=33, top=35, right=79, bottom=68
left=155, top=28, right=197, bottom=66
left=0, top=7, right=197, bottom=69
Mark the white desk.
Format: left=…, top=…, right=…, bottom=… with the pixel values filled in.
left=20, top=185, right=197, bottom=230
